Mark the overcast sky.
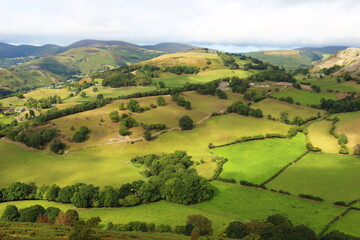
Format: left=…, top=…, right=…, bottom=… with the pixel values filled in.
left=0, top=0, right=359, bottom=52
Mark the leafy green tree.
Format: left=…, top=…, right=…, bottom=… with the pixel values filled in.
left=1, top=205, right=20, bottom=221
left=109, top=111, right=120, bottom=122
left=66, top=209, right=80, bottom=222
left=119, top=103, right=126, bottom=110
left=45, top=184, right=60, bottom=201
left=266, top=214, right=291, bottom=226
left=179, top=115, right=194, bottom=130
left=92, top=87, right=98, bottom=92
left=225, top=221, right=248, bottom=239
left=72, top=126, right=89, bottom=142
left=184, top=101, right=192, bottom=110
left=44, top=207, right=61, bottom=222
left=96, top=94, right=104, bottom=99
left=186, top=214, right=213, bottom=236
left=57, top=186, right=75, bottom=203
left=353, top=144, right=360, bottom=157
left=143, top=131, right=152, bottom=141
left=6, top=182, right=36, bottom=201
left=50, top=139, right=66, bottom=154
left=18, top=205, right=46, bottom=222
left=157, top=96, right=166, bottom=106
left=127, top=99, right=141, bottom=112
left=70, top=184, right=99, bottom=208
left=103, top=186, right=119, bottom=207
left=86, top=216, right=102, bottom=228
left=119, top=194, right=141, bottom=206
left=69, top=220, right=100, bottom=240
left=119, top=127, right=131, bottom=136
left=280, top=112, right=289, bottom=124
left=80, top=91, right=87, bottom=98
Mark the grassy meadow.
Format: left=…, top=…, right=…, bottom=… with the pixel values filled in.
left=195, top=181, right=343, bottom=233
left=252, top=98, right=323, bottom=120
left=273, top=88, right=337, bottom=106
left=210, top=134, right=307, bottom=184
left=333, top=111, right=360, bottom=153
left=299, top=76, right=360, bottom=93
left=267, top=152, right=360, bottom=203
left=308, top=120, right=340, bottom=153
left=327, top=210, right=360, bottom=237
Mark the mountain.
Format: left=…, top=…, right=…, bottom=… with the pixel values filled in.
left=0, top=68, right=64, bottom=91
left=141, top=42, right=196, bottom=53
left=245, top=46, right=350, bottom=70
left=295, top=46, right=348, bottom=55
left=311, top=47, right=360, bottom=74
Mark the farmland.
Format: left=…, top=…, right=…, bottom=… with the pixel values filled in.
left=210, top=134, right=307, bottom=184
left=327, top=210, right=360, bottom=237
left=307, top=120, right=340, bottom=153
left=273, top=88, right=337, bottom=106
left=267, top=153, right=360, bottom=203
left=333, top=111, right=360, bottom=153
left=252, top=98, right=323, bottom=120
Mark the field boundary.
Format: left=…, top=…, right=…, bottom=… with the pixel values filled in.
left=261, top=151, right=309, bottom=186
left=318, top=207, right=352, bottom=236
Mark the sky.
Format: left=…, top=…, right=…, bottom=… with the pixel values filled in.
left=0, top=0, right=359, bottom=52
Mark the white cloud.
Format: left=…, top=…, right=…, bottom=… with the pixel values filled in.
left=0, top=0, right=359, bottom=48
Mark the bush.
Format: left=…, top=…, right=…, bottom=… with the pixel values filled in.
left=186, top=214, right=213, bottom=236
left=157, top=97, right=166, bottom=106
left=143, top=131, right=152, bottom=141
left=119, top=127, right=131, bottom=136
left=225, top=221, right=248, bottom=239
left=1, top=205, right=20, bottom=222
left=72, top=126, right=89, bottom=142
left=109, top=111, right=120, bottom=122
left=179, top=115, right=194, bottom=130
left=50, top=139, right=66, bottom=154
left=18, top=205, right=46, bottom=222
left=298, top=194, right=324, bottom=202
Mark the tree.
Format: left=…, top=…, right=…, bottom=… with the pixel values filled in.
left=72, top=126, right=89, bottom=142
left=92, top=87, right=98, bottom=92
left=353, top=144, right=360, bottom=157
left=80, top=92, right=86, bottom=98
left=280, top=111, right=289, bottom=124
left=266, top=214, right=291, bottom=226
left=50, top=139, right=66, bottom=154
left=66, top=209, right=80, bottom=223
left=127, top=99, right=141, bottom=112
left=45, top=184, right=60, bottom=201
left=109, top=111, right=120, bottom=122
left=157, top=96, right=166, bottom=106
left=1, top=205, right=19, bottom=221
left=186, top=214, right=213, bottom=236
left=184, top=101, right=192, bottom=110
left=119, top=127, right=131, bottom=136
left=119, top=194, right=141, bottom=206
left=57, top=186, right=75, bottom=203
left=179, top=115, right=194, bottom=130
left=18, top=205, right=46, bottom=222
left=69, top=220, right=100, bottom=240
left=119, top=103, right=126, bottom=110
left=96, top=94, right=104, bottom=100
left=225, top=221, right=248, bottom=239
left=44, top=207, right=61, bottom=221
left=143, top=131, right=152, bottom=141
left=86, top=216, right=102, bottom=228
left=103, top=186, right=119, bottom=207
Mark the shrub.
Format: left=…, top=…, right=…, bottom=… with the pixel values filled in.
left=1, top=205, right=20, bottom=222
left=72, top=126, right=89, bottom=142
left=109, top=111, right=120, bottom=122
left=179, top=115, right=194, bottom=130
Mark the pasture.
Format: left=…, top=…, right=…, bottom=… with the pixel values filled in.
left=299, top=76, right=360, bottom=93
left=267, top=152, right=360, bottom=203
left=273, top=88, right=337, bottom=106
left=0, top=200, right=234, bottom=232
left=210, top=134, right=307, bottom=184
left=333, top=111, right=360, bottom=153
left=154, top=69, right=252, bottom=87
left=195, top=181, right=344, bottom=233
left=0, top=114, right=290, bottom=187
left=24, top=87, right=70, bottom=100
left=327, top=210, right=360, bottom=237
left=307, top=120, right=340, bottom=153
left=252, top=98, right=323, bottom=120
left=0, top=96, right=26, bottom=107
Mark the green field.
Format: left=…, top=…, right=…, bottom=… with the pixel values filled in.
left=267, top=153, right=360, bottom=203
left=0, top=114, right=290, bottom=187
left=308, top=120, right=340, bottom=153
left=195, top=181, right=343, bottom=233
left=252, top=98, right=323, bottom=120
left=0, top=96, right=26, bottom=107
left=0, top=114, right=14, bottom=124
left=63, top=86, right=157, bottom=103
left=299, top=76, right=360, bottom=93
left=211, top=134, right=307, bottom=184
left=0, top=200, right=234, bottom=232
left=333, top=111, right=360, bottom=153
left=154, top=69, right=252, bottom=87
left=327, top=210, right=360, bottom=237
left=273, top=88, right=337, bottom=106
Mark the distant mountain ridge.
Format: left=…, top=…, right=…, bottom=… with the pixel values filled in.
left=0, top=40, right=197, bottom=58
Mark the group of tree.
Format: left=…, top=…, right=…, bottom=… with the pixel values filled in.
left=229, top=76, right=250, bottom=94
left=171, top=93, right=192, bottom=110
left=72, top=126, right=89, bottom=142
left=130, top=151, right=214, bottom=204
left=218, top=52, right=239, bottom=69
left=322, top=65, right=341, bottom=75
left=25, top=95, right=62, bottom=109
left=320, top=96, right=360, bottom=113
left=227, top=101, right=263, bottom=118
left=178, top=115, right=194, bottom=130
left=249, top=70, right=295, bottom=83
left=119, top=114, right=139, bottom=136
left=195, top=80, right=228, bottom=99
left=164, top=65, right=200, bottom=75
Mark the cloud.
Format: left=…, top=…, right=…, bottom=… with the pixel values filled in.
left=0, top=0, right=359, bottom=48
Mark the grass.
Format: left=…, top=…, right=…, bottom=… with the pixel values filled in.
left=24, top=88, right=70, bottom=100
left=0, top=114, right=14, bottom=124
left=308, top=120, right=340, bottom=153
left=252, top=98, right=324, bottom=120
left=210, top=134, right=307, bottom=184
left=63, top=86, right=156, bottom=103
left=298, top=76, right=360, bottom=93
left=0, top=114, right=290, bottom=187
left=332, top=111, right=360, bottom=153
left=267, top=152, right=360, bottom=203
left=0, top=200, right=234, bottom=232
left=327, top=210, right=360, bottom=237
left=0, top=96, right=26, bottom=107
left=154, top=69, right=252, bottom=87
left=0, top=139, right=144, bottom=188
left=273, top=88, right=337, bottom=106
left=195, top=181, right=344, bottom=233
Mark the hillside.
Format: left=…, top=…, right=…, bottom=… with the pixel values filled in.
left=0, top=68, right=63, bottom=92
left=142, top=42, right=196, bottom=53
left=311, top=47, right=360, bottom=74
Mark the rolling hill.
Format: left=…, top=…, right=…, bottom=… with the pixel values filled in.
left=245, top=46, right=349, bottom=70
left=311, top=47, right=360, bottom=75
left=142, top=42, right=196, bottom=53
